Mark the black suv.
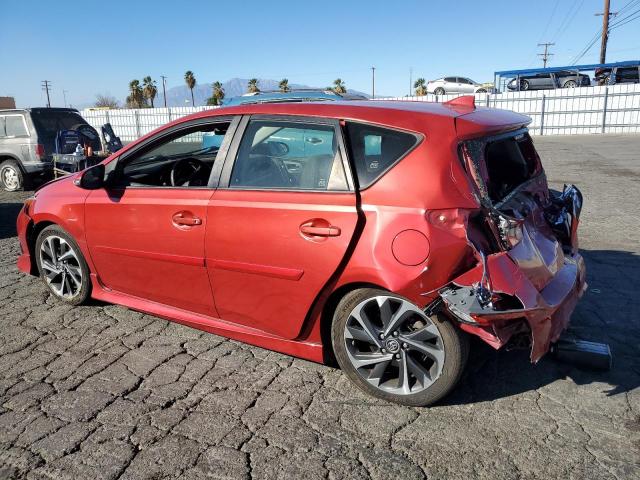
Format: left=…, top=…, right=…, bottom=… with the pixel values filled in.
left=0, top=108, right=101, bottom=191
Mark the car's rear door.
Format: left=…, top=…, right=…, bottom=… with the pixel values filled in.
left=205, top=115, right=359, bottom=339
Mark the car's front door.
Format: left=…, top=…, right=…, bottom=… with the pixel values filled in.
left=85, top=118, right=235, bottom=316
left=205, top=115, right=359, bottom=339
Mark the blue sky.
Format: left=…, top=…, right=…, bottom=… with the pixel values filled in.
left=1, top=0, right=639, bottom=107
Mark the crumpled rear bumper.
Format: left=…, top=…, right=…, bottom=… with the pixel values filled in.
left=441, top=251, right=587, bottom=362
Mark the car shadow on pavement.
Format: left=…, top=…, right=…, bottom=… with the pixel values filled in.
left=442, top=248, right=640, bottom=406
left=0, top=203, right=23, bottom=239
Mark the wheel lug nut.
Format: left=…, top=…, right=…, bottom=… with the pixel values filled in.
left=393, top=331, right=399, bottom=337
left=379, top=333, right=384, bottom=339
left=402, top=343, right=408, bottom=349
left=395, top=353, right=400, bottom=359
left=381, top=348, right=386, bottom=353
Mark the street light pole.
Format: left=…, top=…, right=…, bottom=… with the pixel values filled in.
left=371, top=66, right=376, bottom=99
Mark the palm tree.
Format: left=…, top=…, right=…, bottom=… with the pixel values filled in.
left=279, top=78, right=290, bottom=93
left=126, top=80, right=144, bottom=108
left=206, top=81, right=225, bottom=106
left=414, top=78, right=428, bottom=96
left=184, top=71, right=197, bottom=106
left=142, top=76, right=158, bottom=108
left=332, top=78, right=346, bottom=94
left=247, top=78, right=260, bottom=93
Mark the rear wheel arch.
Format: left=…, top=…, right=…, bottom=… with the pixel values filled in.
left=320, top=282, right=388, bottom=365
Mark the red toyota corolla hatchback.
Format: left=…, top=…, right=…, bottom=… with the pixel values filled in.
left=16, top=99, right=585, bottom=406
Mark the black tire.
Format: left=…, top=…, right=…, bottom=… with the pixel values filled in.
left=35, top=225, right=91, bottom=305
left=434, top=87, right=446, bottom=96
left=331, top=288, right=468, bottom=407
left=520, top=80, right=530, bottom=91
left=563, top=80, right=577, bottom=88
left=476, top=88, right=487, bottom=93
left=0, top=159, right=24, bottom=192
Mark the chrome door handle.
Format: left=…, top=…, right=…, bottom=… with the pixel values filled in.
left=300, top=225, right=341, bottom=237
left=172, top=212, right=202, bottom=226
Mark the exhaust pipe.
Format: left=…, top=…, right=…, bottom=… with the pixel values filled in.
left=550, top=338, right=612, bottom=371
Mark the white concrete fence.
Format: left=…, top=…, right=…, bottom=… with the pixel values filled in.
left=81, top=83, right=640, bottom=142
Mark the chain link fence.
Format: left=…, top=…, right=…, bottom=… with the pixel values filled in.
left=81, top=83, right=640, bottom=141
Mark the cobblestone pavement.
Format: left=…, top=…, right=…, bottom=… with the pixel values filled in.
left=0, top=135, right=639, bottom=479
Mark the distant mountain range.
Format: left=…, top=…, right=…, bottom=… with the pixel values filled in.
left=156, top=78, right=369, bottom=107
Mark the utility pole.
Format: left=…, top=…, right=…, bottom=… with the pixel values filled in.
left=161, top=75, right=168, bottom=108
left=62, top=90, right=68, bottom=108
left=371, top=66, right=376, bottom=99
left=41, top=80, right=52, bottom=108
left=596, top=0, right=617, bottom=64
left=537, top=43, right=555, bottom=67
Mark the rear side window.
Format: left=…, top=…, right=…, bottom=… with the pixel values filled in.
left=344, top=122, right=418, bottom=188
left=230, top=119, right=348, bottom=191
left=0, top=117, right=5, bottom=137
left=3, top=115, right=28, bottom=137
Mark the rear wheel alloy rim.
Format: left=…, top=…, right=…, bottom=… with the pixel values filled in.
left=39, top=235, right=82, bottom=298
left=343, top=296, right=444, bottom=395
left=1, top=166, right=19, bottom=190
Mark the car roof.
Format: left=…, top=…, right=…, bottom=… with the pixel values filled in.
left=115, top=100, right=530, bottom=157
left=0, top=107, right=80, bottom=114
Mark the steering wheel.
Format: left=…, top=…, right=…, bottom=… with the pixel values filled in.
left=170, top=158, right=208, bottom=186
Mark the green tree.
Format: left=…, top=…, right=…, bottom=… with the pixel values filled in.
left=247, top=78, right=260, bottom=93
left=184, top=71, right=197, bottom=106
left=142, top=76, right=158, bottom=107
left=126, top=80, right=145, bottom=108
left=279, top=78, right=290, bottom=93
left=414, top=78, right=427, bottom=96
left=206, top=81, right=225, bottom=106
left=332, top=78, right=346, bottom=94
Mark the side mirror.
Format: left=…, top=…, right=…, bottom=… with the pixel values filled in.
left=76, top=163, right=105, bottom=190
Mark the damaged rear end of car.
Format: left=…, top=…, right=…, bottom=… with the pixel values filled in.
left=436, top=110, right=586, bottom=363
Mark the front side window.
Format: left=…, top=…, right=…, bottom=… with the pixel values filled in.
left=4, top=115, right=28, bottom=137
left=116, top=122, right=230, bottom=188
left=230, top=119, right=348, bottom=190
left=344, top=122, right=419, bottom=189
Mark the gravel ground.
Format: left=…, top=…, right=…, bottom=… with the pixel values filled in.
left=0, top=134, right=638, bottom=479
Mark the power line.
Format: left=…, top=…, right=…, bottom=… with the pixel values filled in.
left=609, top=5, right=640, bottom=27
left=610, top=9, right=640, bottom=29
left=538, top=42, right=555, bottom=67
left=552, top=0, right=585, bottom=42
left=41, top=80, right=52, bottom=108
left=571, top=29, right=602, bottom=64
left=538, top=0, right=561, bottom=42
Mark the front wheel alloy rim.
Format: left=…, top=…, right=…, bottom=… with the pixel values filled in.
left=1, top=166, right=19, bottom=190
left=39, top=235, right=83, bottom=298
left=343, top=296, right=445, bottom=395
